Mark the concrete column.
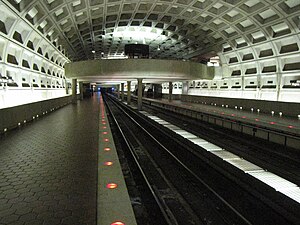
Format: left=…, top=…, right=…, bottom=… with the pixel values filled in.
left=168, top=81, right=173, bottom=102
left=90, top=83, right=94, bottom=96
left=121, top=83, right=125, bottom=101
left=276, top=72, right=282, bottom=101
left=182, top=81, right=189, bottom=95
left=137, top=78, right=143, bottom=111
left=79, top=82, right=83, bottom=100
left=72, top=79, right=77, bottom=104
left=117, top=85, right=120, bottom=98
left=65, top=80, right=69, bottom=95
left=127, top=81, right=131, bottom=105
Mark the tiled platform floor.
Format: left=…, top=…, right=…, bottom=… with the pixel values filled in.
left=0, top=95, right=100, bottom=225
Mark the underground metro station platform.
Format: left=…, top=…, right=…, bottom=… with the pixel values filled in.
left=1, top=0, right=300, bottom=224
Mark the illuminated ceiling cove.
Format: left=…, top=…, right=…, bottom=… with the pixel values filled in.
left=2, top=0, right=300, bottom=63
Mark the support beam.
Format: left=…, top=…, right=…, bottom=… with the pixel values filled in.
left=137, top=78, right=143, bottom=111
left=72, top=79, right=77, bottom=104
left=168, top=81, right=173, bottom=102
left=182, top=81, right=189, bottom=95
left=276, top=73, right=282, bottom=101
left=121, top=83, right=125, bottom=101
left=65, top=81, right=69, bottom=95
left=127, top=81, right=131, bottom=105
left=117, top=85, right=120, bottom=99
left=79, top=82, right=83, bottom=100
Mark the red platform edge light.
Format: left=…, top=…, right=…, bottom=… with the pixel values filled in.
left=270, top=122, right=276, bottom=125
left=106, top=183, right=118, bottom=189
left=103, top=126, right=107, bottom=129
left=104, top=138, right=109, bottom=142
left=103, top=131, right=108, bottom=135
left=104, top=161, right=113, bottom=166
left=288, top=125, right=294, bottom=129
left=111, top=221, right=125, bottom=225
left=104, top=147, right=111, bottom=151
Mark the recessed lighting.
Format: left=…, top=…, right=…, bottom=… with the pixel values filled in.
left=92, top=50, right=95, bottom=54
left=106, top=183, right=118, bottom=189
left=104, top=147, right=111, bottom=151
left=104, top=161, right=113, bottom=166
left=111, top=221, right=125, bottom=225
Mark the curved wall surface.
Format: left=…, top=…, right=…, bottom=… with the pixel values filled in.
left=65, top=59, right=215, bottom=82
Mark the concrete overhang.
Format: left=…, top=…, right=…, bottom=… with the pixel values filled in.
left=65, top=59, right=215, bottom=83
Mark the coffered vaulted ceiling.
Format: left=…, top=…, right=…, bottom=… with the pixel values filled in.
left=4, top=0, right=300, bottom=63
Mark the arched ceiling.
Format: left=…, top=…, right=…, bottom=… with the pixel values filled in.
left=4, top=0, right=300, bottom=63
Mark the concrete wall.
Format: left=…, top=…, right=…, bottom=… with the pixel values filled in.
left=163, top=94, right=300, bottom=118
left=0, top=96, right=74, bottom=134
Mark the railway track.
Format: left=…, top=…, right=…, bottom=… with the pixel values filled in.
left=104, top=95, right=300, bottom=225
left=139, top=99, right=300, bottom=187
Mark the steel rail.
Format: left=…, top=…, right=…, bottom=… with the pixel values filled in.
left=104, top=97, right=177, bottom=225
left=108, top=95, right=253, bottom=225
